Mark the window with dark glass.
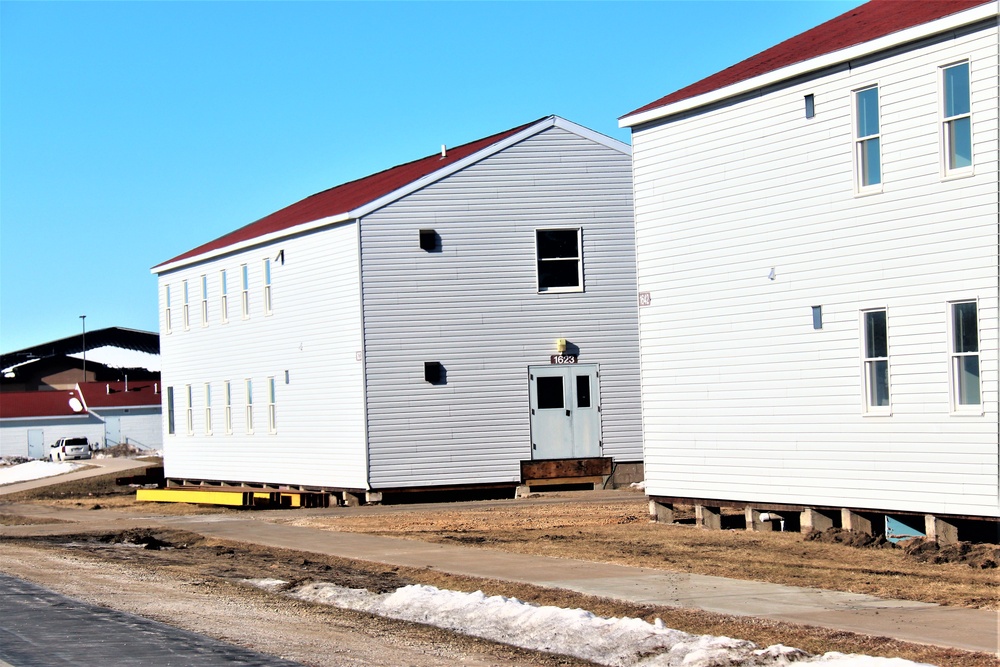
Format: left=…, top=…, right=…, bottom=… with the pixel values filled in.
left=943, top=62, right=972, bottom=173
left=576, top=375, right=591, bottom=408
left=537, top=376, right=564, bottom=409
left=863, top=309, right=889, bottom=410
left=855, top=86, right=881, bottom=189
left=951, top=301, right=981, bottom=408
left=536, top=229, right=582, bottom=292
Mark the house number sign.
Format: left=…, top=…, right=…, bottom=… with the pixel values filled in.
left=550, top=355, right=578, bottom=364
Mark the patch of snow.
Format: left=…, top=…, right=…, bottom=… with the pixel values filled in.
left=0, top=460, right=84, bottom=486
left=247, top=581, right=935, bottom=667
left=629, top=481, right=645, bottom=491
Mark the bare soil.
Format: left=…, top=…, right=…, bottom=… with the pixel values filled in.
left=1, top=472, right=998, bottom=667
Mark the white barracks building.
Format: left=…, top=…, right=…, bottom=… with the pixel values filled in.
left=621, top=0, right=999, bottom=540
left=152, top=116, right=643, bottom=501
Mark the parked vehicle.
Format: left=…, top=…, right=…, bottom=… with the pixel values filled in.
left=49, top=437, right=91, bottom=462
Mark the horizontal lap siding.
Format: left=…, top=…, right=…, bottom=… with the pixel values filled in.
left=361, top=127, right=641, bottom=489
left=0, top=418, right=104, bottom=458
left=632, top=25, right=999, bottom=516
left=158, top=223, right=367, bottom=489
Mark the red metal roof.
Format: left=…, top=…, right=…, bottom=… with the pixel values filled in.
left=78, top=381, right=160, bottom=409
left=622, top=0, right=993, bottom=120
left=156, top=119, right=543, bottom=269
left=0, top=390, right=87, bottom=419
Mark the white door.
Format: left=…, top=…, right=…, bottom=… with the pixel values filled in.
left=28, top=429, right=44, bottom=459
left=104, top=415, right=121, bottom=447
left=528, top=364, right=601, bottom=460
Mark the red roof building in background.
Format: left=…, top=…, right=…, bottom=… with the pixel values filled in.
left=78, top=381, right=161, bottom=410
left=0, top=390, right=88, bottom=420
left=621, top=0, right=993, bottom=123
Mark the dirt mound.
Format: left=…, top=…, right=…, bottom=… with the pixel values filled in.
left=97, top=528, right=194, bottom=550
left=804, top=528, right=895, bottom=549
left=900, top=538, right=1000, bottom=569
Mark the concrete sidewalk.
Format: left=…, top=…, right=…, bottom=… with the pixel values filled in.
left=0, top=457, right=151, bottom=496
left=1, top=505, right=996, bottom=655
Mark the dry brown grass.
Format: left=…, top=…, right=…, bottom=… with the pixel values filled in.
left=289, top=496, right=1000, bottom=610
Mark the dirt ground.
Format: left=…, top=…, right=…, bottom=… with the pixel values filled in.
left=1, top=471, right=998, bottom=667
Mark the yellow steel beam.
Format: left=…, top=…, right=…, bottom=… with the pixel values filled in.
left=136, top=488, right=249, bottom=506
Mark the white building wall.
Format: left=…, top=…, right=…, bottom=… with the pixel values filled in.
left=0, top=417, right=103, bottom=458
left=632, top=23, right=999, bottom=516
left=157, top=222, right=368, bottom=489
left=91, top=407, right=163, bottom=451
left=360, top=127, right=642, bottom=489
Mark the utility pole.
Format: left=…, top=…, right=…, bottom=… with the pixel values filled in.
left=80, top=315, right=87, bottom=383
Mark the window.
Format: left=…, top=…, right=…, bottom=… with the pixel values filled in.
left=263, top=259, right=273, bottom=316
left=200, top=275, right=208, bottom=327
left=182, top=280, right=190, bottom=330
left=224, top=381, right=232, bottom=434
left=804, top=94, right=815, bottom=119
left=854, top=86, right=881, bottom=190
left=537, top=376, right=564, bottom=409
left=241, top=264, right=250, bottom=319
left=220, top=270, right=229, bottom=324
left=536, top=229, right=582, bottom=292
left=204, top=383, right=213, bottom=435
left=950, top=301, right=981, bottom=410
left=812, top=306, right=823, bottom=330
left=942, top=62, right=972, bottom=174
left=245, top=379, right=254, bottom=434
left=185, top=384, right=194, bottom=435
left=166, top=386, right=175, bottom=435
left=164, top=285, right=172, bottom=335
left=267, top=377, right=277, bottom=433
left=576, top=375, right=591, bottom=408
left=862, top=309, right=890, bottom=412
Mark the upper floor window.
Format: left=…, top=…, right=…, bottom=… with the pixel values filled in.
left=220, top=269, right=229, bottom=324
left=263, top=258, right=273, bottom=316
left=200, top=275, right=209, bottom=327
left=164, top=285, right=172, bottom=335
left=536, top=228, right=583, bottom=292
left=862, top=309, right=890, bottom=413
left=854, top=85, right=881, bottom=191
left=942, top=62, right=972, bottom=175
left=245, top=378, right=254, bottom=434
left=182, top=280, right=190, bottom=330
left=241, top=264, right=250, bottom=320
left=950, top=301, right=981, bottom=411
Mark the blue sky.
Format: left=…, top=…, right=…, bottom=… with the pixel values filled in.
left=1, top=0, right=860, bottom=354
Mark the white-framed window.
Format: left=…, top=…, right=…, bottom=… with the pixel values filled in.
left=200, top=275, right=208, bottom=327
left=263, top=258, right=273, bottom=316
left=166, top=386, right=175, bottom=435
left=241, top=264, right=250, bottom=319
left=224, top=380, right=232, bottom=434
left=204, top=383, right=213, bottom=435
left=536, top=228, right=583, bottom=292
left=164, top=285, right=172, bottom=335
left=245, top=378, right=254, bottom=434
left=267, top=376, right=277, bottom=433
left=182, top=280, right=190, bottom=330
left=942, top=61, right=972, bottom=175
left=854, top=85, right=881, bottom=192
left=949, top=300, right=981, bottom=412
left=220, top=269, right=229, bottom=324
left=861, top=308, right=890, bottom=413
left=185, top=384, right=194, bottom=435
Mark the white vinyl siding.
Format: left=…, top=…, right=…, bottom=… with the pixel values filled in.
left=359, top=126, right=640, bottom=489
left=156, top=222, right=367, bottom=489
left=631, top=23, right=999, bottom=517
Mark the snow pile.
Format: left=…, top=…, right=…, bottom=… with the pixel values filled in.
left=630, top=481, right=646, bottom=491
left=248, top=580, right=935, bottom=667
left=0, top=460, right=83, bottom=486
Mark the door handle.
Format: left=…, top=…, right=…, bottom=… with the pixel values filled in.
left=566, top=409, right=571, bottom=416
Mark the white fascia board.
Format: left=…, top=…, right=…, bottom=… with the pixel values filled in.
left=620, top=2, right=998, bottom=129
left=151, top=212, right=353, bottom=275
left=1, top=414, right=91, bottom=423
left=348, top=117, right=559, bottom=219
left=552, top=117, right=631, bottom=155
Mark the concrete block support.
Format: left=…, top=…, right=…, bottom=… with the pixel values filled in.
left=515, top=485, right=531, bottom=499
left=801, top=508, right=835, bottom=533
left=925, top=515, right=959, bottom=544
left=695, top=505, right=721, bottom=530
left=842, top=509, right=875, bottom=535
left=745, top=508, right=773, bottom=532
left=365, top=491, right=383, bottom=505
left=649, top=500, right=674, bottom=523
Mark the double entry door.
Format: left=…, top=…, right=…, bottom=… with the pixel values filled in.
left=528, top=364, right=601, bottom=460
